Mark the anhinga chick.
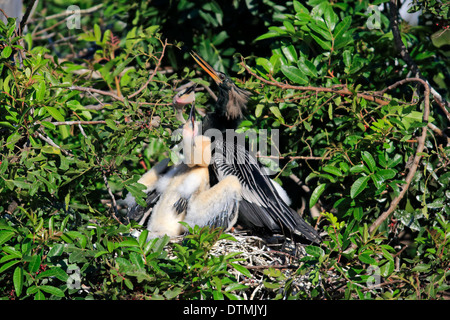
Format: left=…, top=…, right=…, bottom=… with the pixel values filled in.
left=172, top=83, right=198, bottom=123
left=145, top=103, right=241, bottom=238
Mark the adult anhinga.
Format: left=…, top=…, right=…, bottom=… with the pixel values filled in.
left=126, top=103, right=241, bottom=238
left=190, top=52, right=321, bottom=244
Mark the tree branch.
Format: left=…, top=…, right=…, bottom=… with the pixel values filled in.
left=240, top=59, right=390, bottom=105
left=389, top=0, right=450, bottom=122
left=128, top=38, right=168, bottom=99
left=368, top=78, right=430, bottom=234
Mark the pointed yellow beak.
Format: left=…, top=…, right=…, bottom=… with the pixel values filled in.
left=190, top=51, right=222, bottom=84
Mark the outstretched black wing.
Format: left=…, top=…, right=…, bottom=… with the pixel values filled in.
left=211, top=138, right=321, bottom=244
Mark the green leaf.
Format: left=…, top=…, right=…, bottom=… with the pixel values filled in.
left=36, top=81, right=46, bottom=101
left=13, top=266, right=23, bottom=297
left=310, top=33, right=332, bottom=50
left=256, top=57, right=273, bottom=73
left=324, top=6, right=338, bottom=30
left=28, top=254, right=41, bottom=274
left=350, top=164, right=369, bottom=174
left=39, top=285, right=65, bottom=298
left=230, top=263, right=251, bottom=278
left=350, top=175, right=370, bottom=199
left=44, top=106, right=65, bottom=122
left=118, top=239, right=139, bottom=248
left=305, top=245, right=325, bottom=258
left=0, top=230, right=15, bottom=246
left=37, top=267, right=69, bottom=282
left=333, top=16, right=352, bottom=40
left=297, top=59, right=318, bottom=78
left=322, top=165, right=343, bottom=177
left=358, top=253, right=377, bottom=265
left=138, top=230, right=149, bottom=248
left=34, top=289, right=46, bottom=300
left=269, top=106, right=283, bottom=121
left=293, top=1, right=309, bottom=14
left=378, top=169, right=396, bottom=180
left=94, top=24, right=102, bottom=43
left=105, top=119, right=118, bottom=131
left=255, top=104, right=264, bottom=118
left=281, top=65, right=308, bottom=85
left=280, top=43, right=298, bottom=63
left=361, top=151, right=376, bottom=173
left=2, top=46, right=12, bottom=59
left=0, top=259, right=20, bottom=273
left=412, top=264, right=431, bottom=272
left=310, top=183, right=326, bottom=208
left=343, top=50, right=351, bottom=67
left=309, top=21, right=332, bottom=40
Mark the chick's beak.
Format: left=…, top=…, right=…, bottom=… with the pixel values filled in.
left=187, top=103, right=197, bottom=145
left=173, top=83, right=197, bottom=106
left=190, top=51, right=222, bottom=84
left=189, top=103, right=196, bottom=126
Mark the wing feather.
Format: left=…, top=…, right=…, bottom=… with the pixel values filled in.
left=212, top=138, right=321, bottom=243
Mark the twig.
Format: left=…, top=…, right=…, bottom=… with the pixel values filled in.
left=19, top=0, right=37, bottom=36
left=35, top=130, right=73, bottom=156
left=389, top=0, right=450, bottom=122
left=68, top=85, right=172, bottom=108
left=44, top=118, right=161, bottom=128
left=389, top=0, right=420, bottom=77
left=368, top=78, right=430, bottom=235
left=102, top=171, right=122, bottom=225
left=32, top=3, right=104, bottom=21
left=69, top=86, right=123, bottom=102
left=76, top=122, right=123, bottom=224
left=244, top=264, right=298, bottom=270
left=50, top=120, right=110, bottom=125
left=257, top=154, right=329, bottom=161
left=128, top=39, right=168, bottom=99
left=240, top=59, right=390, bottom=105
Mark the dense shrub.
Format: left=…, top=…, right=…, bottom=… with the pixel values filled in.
left=0, top=0, right=449, bottom=300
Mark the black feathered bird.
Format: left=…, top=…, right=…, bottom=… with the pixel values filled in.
left=191, top=52, right=321, bottom=244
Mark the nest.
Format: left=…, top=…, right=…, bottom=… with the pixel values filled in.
left=165, top=228, right=317, bottom=300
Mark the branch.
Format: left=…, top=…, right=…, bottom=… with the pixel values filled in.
left=389, top=0, right=420, bottom=77
left=257, top=154, right=329, bottom=161
left=32, top=3, right=104, bottom=21
left=240, top=59, right=390, bottom=105
left=45, top=118, right=161, bottom=128
left=389, top=0, right=450, bottom=122
left=128, top=38, right=168, bottom=99
left=368, top=78, right=430, bottom=234
left=35, top=130, right=73, bottom=156
left=68, top=85, right=172, bottom=108
left=76, top=122, right=123, bottom=224
left=69, top=86, right=123, bottom=102
left=19, top=0, right=37, bottom=36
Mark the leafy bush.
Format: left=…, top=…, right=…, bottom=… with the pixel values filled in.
left=1, top=0, right=449, bottom=300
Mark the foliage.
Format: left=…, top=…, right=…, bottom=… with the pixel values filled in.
left=1, top=0, right=449, bottom=300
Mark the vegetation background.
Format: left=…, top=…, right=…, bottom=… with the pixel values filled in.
left=0, top=0, right=449, bottom=300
